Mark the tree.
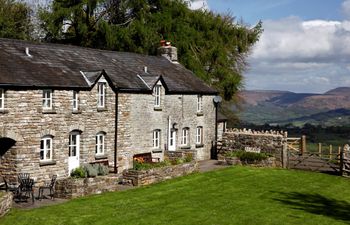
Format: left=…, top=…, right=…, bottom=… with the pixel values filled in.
left=0, top=0, right=32, bottom=40
left=39, top=0, right=262, bottom=100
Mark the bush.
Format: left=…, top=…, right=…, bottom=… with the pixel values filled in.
left=70, top=167, right=86, bottom=178
left=83, top=164, right=98, bottom=177
left=184, top=154, right=194, bottom=163
left=225, top=151, right=270, bottom=163
left=97, top=164, right=109, bottom=176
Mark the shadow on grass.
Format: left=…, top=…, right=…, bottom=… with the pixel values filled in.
left=274, top=192, right=350, bottom=222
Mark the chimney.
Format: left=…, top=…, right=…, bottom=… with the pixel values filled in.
left=157, top=40, right=178, bottom=63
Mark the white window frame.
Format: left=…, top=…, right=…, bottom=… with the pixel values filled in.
left=72, top=91, right=79, bottom=111
left=97, top=82, right=106, bottom=108
left=42, top=90, right=53, bottom=109
left=153, top=129, right=161, bottom=148
left=154, top=85, right=161, bottom=107
left=197, top=95, right=203, bottom=112
left=0, top=89, right=4, bottom=110
left=181, top=128, right=189, bottom=146
left=69, top=131, right=80, bottom=157
left=40, top=135, right=53, bottom=161
left=95, top=132, right=105, bottom=155
left=196, top=126, right=203, bottom=145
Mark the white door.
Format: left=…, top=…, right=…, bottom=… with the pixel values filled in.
left=68, top=132, right=80, bottom=175
left=169, top=130, right=176, bottom=151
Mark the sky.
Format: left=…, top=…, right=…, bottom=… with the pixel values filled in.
left=190, top=0, right=350, bottom=93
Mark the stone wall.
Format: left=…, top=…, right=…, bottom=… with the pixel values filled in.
left=117, top=88, right=216, bottom=172
left=219, top=129, right=287, bottom=167
left=0, top=75, right=116, bottom=183
left=122, top=161, right=198, bottom=186
left=0, top=192, right=12, bottom=217
left=54, top=175, right=120, bottom=199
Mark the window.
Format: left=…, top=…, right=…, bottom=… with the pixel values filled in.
left=196, top=126, right=203, bottom=145
left=181, top=128, right=189, bottom=146
left=42, top=90, right=52, bottom=109
left=154, top=85, right=161, bottom=107
left=40, top=135, right=53, bottom=161
left=95, top=132, right=105, bottom=155
left=0, top=89, right=4, bottom=110
left=69, top=131, right=80, bottom=157
left=97, top=82, right=106, bottom=108
left=197, top=95, right=203, bottom=112
left=72, top=91, right=79, bottom=111
left=153, top=129, right=161, bottom=148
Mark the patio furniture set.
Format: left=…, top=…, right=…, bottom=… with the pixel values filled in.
left=0, top=174, right=57, bottom=203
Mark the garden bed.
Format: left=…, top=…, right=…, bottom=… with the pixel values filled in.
left=219, top=151, right=277, bottom=167
left=0, top=192, right=12, bottom=218
left=123, top=161, right=198, bottom=186
left=55, top=174, right=120, bottom=199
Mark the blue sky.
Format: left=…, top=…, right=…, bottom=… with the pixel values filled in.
left=200, top=0, right=350, bottom=93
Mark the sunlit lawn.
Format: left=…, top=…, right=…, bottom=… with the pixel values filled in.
left=1, top=166, right=350, bottom=225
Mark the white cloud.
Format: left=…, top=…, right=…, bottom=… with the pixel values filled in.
left=246, top=16, right=350, bottom=93
left=185, top=0, right=209, bottom=11
left=342, top=0, right=350, bottom=18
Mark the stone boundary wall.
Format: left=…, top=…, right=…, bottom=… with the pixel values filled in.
left=55, top=175, right=120, bottom=199
left=123, top=162, right=198, bottom=186
left=0, top=192, right=12, bottom=217
left=165, top=150, right=197, bottom=161
left=219, top=129, right=288, bottom=168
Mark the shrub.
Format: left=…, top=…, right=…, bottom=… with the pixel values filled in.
left=83, top=164, right=98, bottom=177
left=70, top=167, right=86, bottom=178
left=97, top=164, right=109, bottom=176
left=225, top=151, right=270, bottom=163
left=184, top=154, right=194, bottom=163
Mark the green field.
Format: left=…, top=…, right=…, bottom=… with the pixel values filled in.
left=1, top=167, right=350, bottom=225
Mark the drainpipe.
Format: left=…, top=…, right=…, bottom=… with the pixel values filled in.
left=213, top=96, right=222, bottom=160
left=114, top=91, right=119, bottom=173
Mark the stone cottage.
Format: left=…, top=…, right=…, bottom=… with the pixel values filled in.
left=0, top=38, right=218, bottom=182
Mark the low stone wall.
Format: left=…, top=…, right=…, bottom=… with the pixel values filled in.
left=219, top=129, right=287, bottom=168
left=165, top=150, right=197, bottom=161
left=123, top=162, right=198, bottom=186
left=55, top=175, right=120, bottom=199
left=221, top=157, right=277, bottom=167
left=0, top=192, right=12, bottom=217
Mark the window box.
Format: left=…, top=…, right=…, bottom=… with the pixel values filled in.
left=180, top=146, right=191, bottom=150
left=39, top=160, right=56, bottom=166
left=195, top=144, right=204, bottom=148
left=95, top=154, right=108, bottom=160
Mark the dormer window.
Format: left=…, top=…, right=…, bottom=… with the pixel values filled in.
left=0, top=89, right=4, bottom=110
left=97, top=82, right=106, bottom=108
left=154, top=85, right=161, bottom=108
left=72, top=91, right=79, bottom=111
left=197, top=95, right=203, bottom=113
left=42, top=90, right=52, bottom=109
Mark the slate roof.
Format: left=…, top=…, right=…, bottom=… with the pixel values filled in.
left=0, top=38, right=217, bottom=94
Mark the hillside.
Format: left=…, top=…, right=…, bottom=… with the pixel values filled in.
left=238, top=87, right=350, bottom=126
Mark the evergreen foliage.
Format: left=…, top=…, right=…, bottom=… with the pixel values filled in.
left=39, top=0, right=262, bottom=100
left=0, top=0, right=32, bottom=40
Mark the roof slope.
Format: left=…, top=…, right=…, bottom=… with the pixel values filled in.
left=0, top=38, right=217, bottom=94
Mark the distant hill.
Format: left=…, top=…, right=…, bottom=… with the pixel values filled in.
left=238, top=87, right=350, bottom=126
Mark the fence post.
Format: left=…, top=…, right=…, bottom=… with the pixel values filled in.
left=282, top=131, right=288, bottom=169
left=318, top=143, right=322, bottom=156
left=329, top=145, right=332, bottom=160
left=340, top=145, right=344, bottom=176
left=301, top=135, right=306, bottom=155
left=338, top=147, right=341, bottom=163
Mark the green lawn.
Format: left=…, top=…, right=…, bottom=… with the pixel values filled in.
left=2, top=167, right=350, bottom=225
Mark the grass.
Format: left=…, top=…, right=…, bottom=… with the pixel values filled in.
left=2, top=167, right=350, bottom=225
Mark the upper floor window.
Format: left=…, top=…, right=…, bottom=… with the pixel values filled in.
left=72, top=91, right=79, bottom=111
left=153, top=129, right=161, bottom=149
left=154, top=85, right=161, bottom=108
left=40, top=135, right=53, bottom=161
left=181, top=128, right=190, bottom=146
left=97, top=82, right=106, bottom=108
left=0, top=89, right=4, bottom=110
left=95, top=132, right=106, bottom=155
left=42, top=90, right=52, bottom=109
left=197, top=95, right=203, bottom=113
left=196, top=126, right=203, bottom=146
